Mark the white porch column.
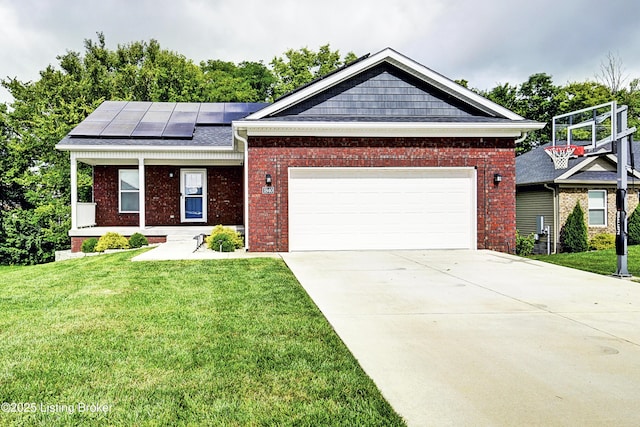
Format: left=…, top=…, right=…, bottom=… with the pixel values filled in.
left=70, top=153, right=78, bottom=230
left=138, top=157, right=146, bottom=229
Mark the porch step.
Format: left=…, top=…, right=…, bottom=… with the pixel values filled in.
left=166, top=233, right=204, bottom=242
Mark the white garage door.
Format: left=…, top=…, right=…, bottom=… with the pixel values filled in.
left=288, top=167, right=477, bottom=251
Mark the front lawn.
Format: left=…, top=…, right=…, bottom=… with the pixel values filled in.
left=530, top=245, right=640, bottom=276
left=0, top=251, right=404, bottom=426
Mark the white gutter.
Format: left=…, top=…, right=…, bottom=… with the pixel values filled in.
left=235, top=120, right=546, bottom=138
left=234, top=127, right=250, bottom=251
left=55, top=144, right=235, bottom=152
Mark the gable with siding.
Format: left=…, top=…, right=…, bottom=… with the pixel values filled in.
left=272, top=63, right=492, bottom=120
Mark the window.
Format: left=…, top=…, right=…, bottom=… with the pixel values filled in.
left=588, top=190, right=607, bottom=226
left=119, top=169, right=139, bottom=213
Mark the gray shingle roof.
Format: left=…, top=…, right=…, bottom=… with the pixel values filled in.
left=516, top=141, right=640, bottom=186
left=58, top=125, right=233, bottom=148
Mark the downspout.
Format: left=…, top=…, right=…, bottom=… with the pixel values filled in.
left=234, top=127, right=250, bottom=251
left=515, top=132, right=528, bottom=144
left=544, top=183, right=557, bottom=254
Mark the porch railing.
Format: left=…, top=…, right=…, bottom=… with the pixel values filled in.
left=77, top=202, right=97, bottom=228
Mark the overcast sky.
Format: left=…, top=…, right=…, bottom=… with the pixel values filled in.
left=2, top=0, right=640, bottom=104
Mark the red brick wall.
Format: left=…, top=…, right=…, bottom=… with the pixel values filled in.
left=94, top=166, right=138, bottom=226
left=93, top=165, right=243, bottom=226
left=247, top=136, right=515, bottom=253
left=208, top=166, right=244, bottom=225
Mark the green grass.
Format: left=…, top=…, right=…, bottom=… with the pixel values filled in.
left=0, top=251, right=404, bottom=426
left=530, top=245, right=640, bottom=276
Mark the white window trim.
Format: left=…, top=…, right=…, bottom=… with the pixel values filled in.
left=588, top=189, right=607, bottom=227
left=119, top=169, right=140, bottom=213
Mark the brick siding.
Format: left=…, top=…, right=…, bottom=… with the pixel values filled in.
left=247, top=136, right=516, bottom=253
left=93, top=165, right=243, bottom=226
left=559, top=187, right=639, bottom=241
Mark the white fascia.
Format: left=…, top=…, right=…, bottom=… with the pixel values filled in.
left=235, top=120, right=546, bottom=139
left=55, top=144, right=236, bottom=152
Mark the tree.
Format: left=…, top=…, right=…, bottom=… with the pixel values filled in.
left=560, top=202, right=589, bottom=253
left=0, top=33, right=277, bottom=264
left=596, top=51, right=628, bottom=95
left=483, top=82, right=518, bottom=111
left=556, top=81, right=612, bottom=115
left=270, top=44, right=358, bottom=100
left=628, top=205, right=640, bottom=245
left=515, top=73, right=560, bottom=151
left=200, top=59, right=274, bottom=102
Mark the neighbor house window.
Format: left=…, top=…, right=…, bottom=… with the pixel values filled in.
left=119, top=169, right=139, bottom=213
left=588, top=190, right=607, bottom=226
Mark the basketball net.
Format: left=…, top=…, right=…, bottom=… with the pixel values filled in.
left=545, top=146, right=575, bottom=169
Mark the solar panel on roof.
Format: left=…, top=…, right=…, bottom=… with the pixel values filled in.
left=149, top=102, right=176, bottom=112
left=68, top=101, right=270, bottom=139
left=100, top=122, right=139, bottom=137
left=223, top=111, right=248, bottom=123
left=199, top=103, right=225, bottom=112
left=131, top=121, right=167, bottom=137
left=168, top=111, right=198, bottom=123
left=85, top=109, right=120, bottom=122
left=226, top=103, right=252, bottom=113
left=122, top=101, right=152, bottom=111
left=114, top=110, right=146, bottom=122
left=196, top=111, right=225, bottom=125
left=162, top=122, right=194, bottom=138
left=95, top=101, right=127, bottom=111
left=140, top=110, right=172, bottom=122
left=69, top=120, right=110, bottom=137
left=173, top=103, right=200, bottom=112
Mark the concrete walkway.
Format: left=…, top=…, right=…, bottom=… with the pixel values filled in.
left=131, top=240, right=280, bottom=261
left=281, top=250, right=640, bottom=427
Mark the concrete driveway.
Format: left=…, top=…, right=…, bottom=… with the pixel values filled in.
left=281, top=250, right=640, bottom=427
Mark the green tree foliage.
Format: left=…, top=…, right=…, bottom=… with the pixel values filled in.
left=481, top=74, right=560, bottom=153
left=484, top=82, right=519, bottom=112
left=200, top=60, right=275, bottom=102
left=628, top=205, right=640, bottom=245
left=270, top=44, right=358, bottom=99
left=560, top=202, right=589, bottom=253
left=556, top=81, right=612, bottom=113
left=0, top=33, right=275, bottom=264
left=483, top=74, right=640, bottom=154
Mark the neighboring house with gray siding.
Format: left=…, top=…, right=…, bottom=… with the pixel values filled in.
left=516, top=142, right=640, bottom=253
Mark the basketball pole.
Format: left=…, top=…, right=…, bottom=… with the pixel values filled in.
left=614, top=102, right=633, bottom=277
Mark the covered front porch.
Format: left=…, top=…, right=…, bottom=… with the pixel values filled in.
left=54, top=101, right=264, bottom=252
left=68, top=149, right=244, bottom=227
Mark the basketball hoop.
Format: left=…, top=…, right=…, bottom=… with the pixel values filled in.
left=545, top=145, right=576, bottom=169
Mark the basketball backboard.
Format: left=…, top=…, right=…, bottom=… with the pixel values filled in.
left=551, top=101, right=616, bottom=156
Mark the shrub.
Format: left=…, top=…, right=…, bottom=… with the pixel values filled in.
left=128, top=232, right=149, bottom=248
left=94, top=232, right=130, bottom=252
left=589, top=233, right=615, bottom=251
left=81, top=237, right=98, bottom=253
left=560, top=202, right=588, bottom=253
left=206, top=225, right=243, bottom=252
left=515, top=230, right=535, bottom=256
left=628, top=205, right=640, bottom=245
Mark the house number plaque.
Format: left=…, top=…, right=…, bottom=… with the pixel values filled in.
left=262, top=186, right=275, bottom=194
